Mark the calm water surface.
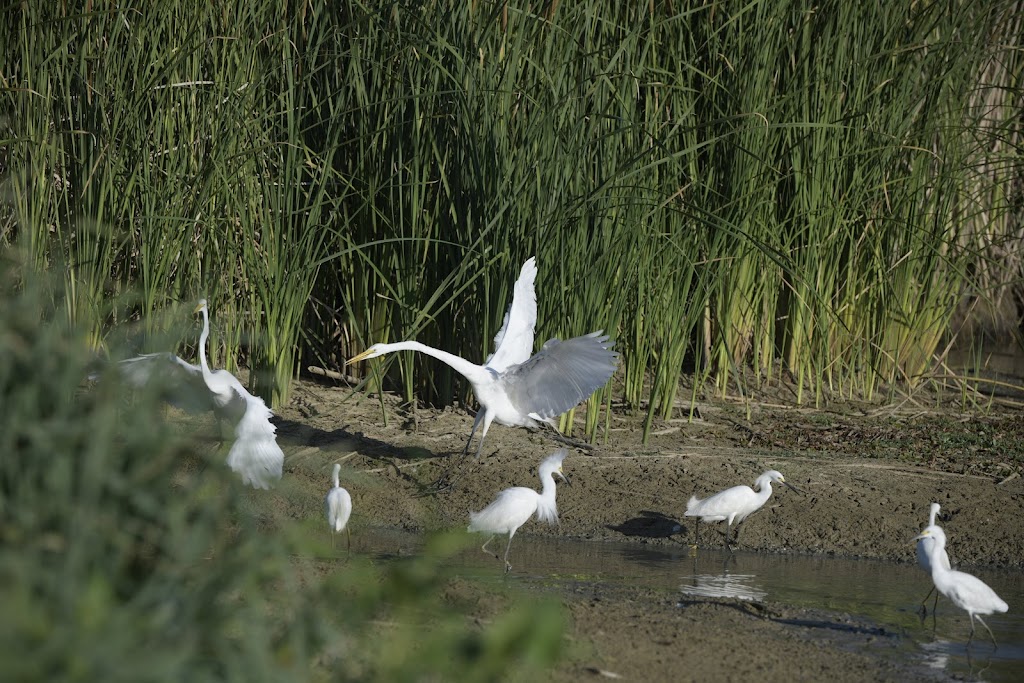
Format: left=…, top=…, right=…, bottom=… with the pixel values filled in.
left=359, top=530, right=1024, bottom=682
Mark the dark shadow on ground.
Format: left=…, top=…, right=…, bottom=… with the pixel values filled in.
left=608, top=510, right=684, bottom=539
left=677, top=596, right=899, bottom=639
left=273, top=415, right=443, bottom=462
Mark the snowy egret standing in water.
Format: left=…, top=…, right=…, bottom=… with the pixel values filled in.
left=326, top=463, right=353, bottom=550
left=685, top=470, right=800, bottom=551
left=113, top=299, right=284, bottom=489
left=913, top=525, right=1008, bottom=647
left=916, top=502, right=950, bottom=620
left=468, top=448, right=570, bottom=573
left=347, top=258, right=619, bottom=457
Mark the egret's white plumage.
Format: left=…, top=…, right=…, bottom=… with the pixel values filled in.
left=326, top=463, right=353, bottom=549
left=914, top=525, right=1008, bottom=647
left=347, top=258, right=619, bottom=457
left=916, top=502, right=951, bottom=618
left=684, top=470, right=799, bottom=549
left=468, top=448, right=569, bottom=573
left=115, top=299, right=284, bottom=489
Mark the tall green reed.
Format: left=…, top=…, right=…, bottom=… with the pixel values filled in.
left=3, top=1, right=1021, bottom=433
left=2, top=2, right=346, bottom=405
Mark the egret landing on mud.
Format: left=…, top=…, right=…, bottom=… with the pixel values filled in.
left=684, top=470, right=800, bottom=551
left=347, top=258, right=619, bottom=457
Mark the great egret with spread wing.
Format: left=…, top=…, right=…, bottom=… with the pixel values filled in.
left=347, top=258, right=619, bottom=457
left=468, top=448, right=570, bottom=573
left=917, top=502, right=950, bottom=620
left=114, top=299, right=284, bottom=489
left=913, top=525, right=1008, bottom=647
left=326, top=463, right=353, bottom=549
left=685, top=470, right=800, bottom=551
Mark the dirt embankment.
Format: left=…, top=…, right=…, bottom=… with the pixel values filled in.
left=277, top=379, right=1024, bottom=569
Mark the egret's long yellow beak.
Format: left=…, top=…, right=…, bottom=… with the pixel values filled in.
left=346, top=348, right=377, bottom=365
left=193, top=302, right=206, bottom=314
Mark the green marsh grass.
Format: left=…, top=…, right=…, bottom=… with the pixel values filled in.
left=2, top=2, right=1021, bottom=437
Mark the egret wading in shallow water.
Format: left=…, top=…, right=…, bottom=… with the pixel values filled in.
left=684, top=470, right=800, bottom=551
left=913, top=525, right=1008, bottom=647
left=325, top=463, right=353, bottom=550
left=346, top=258, right=619, bottom=457
left=113, top=299, right=284, bottom=489
left=916, top=502, right=950, bottom=620
left=468, top=448, right=570, bottom=573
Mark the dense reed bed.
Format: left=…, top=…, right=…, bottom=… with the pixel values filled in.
left=3, top=2, right=1022, bottom=433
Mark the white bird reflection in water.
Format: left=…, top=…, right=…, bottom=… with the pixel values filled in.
left=919, top=636, right=998, bottom=679
left=679, top=572, right=768, bottom=602
left=919, top=639, right=952, bottom=671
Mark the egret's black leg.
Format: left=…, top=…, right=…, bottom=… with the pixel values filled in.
left=976, top=615, right=998, bottom=650
left=502, top=535, right=515, bottom=573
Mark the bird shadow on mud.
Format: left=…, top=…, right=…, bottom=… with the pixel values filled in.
left=677, top=597, right=898, bottom=640
left=272, top=415, right=469, bottom=495
left=608, top=510, right=686, bottom=540
left=274, top=415, right=411, bottom=458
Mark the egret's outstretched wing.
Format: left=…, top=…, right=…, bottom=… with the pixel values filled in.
left=505, top=331, right=618, bottom=420
left=114, top=353, right=218, bottom=413
left=116, top=353, right=282, bottom=489
left=486, top=257, right=538, bottom=372
left=226, top=393, right=284, bottom=490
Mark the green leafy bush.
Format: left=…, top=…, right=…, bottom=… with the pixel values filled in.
left=0, top=257, right=563, bottom=681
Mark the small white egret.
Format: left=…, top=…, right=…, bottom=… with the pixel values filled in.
left=913, top=525, right=1008, bottom=647
left=347, top=258, right=619, bottom=457
left=916, top=502, right=950, bottom=619
left=115, top=299, right=285, bottom=489
left=467, top=448, right=570, bottom=573
left=684, top=470, right=800, bottom=550
left=325, top=463, right=353, bottom=549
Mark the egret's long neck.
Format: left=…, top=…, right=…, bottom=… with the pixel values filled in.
left=927, top=535, right=952, bottom=586
left=379, top=341, right=491, bottom=385
left=754, top=479, right=773, bottom=505
left=198, top=307, right=213, bottom=379
left=332, top=465, right=340, bottom=488
left=539, top=469, right=559, bottom=501
left=928, top=504, right=940, bottom=526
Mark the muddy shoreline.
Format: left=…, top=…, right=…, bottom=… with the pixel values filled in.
left=271, top=378, right=1023, bottom=680
left=278, top=380, right=1024, bottom=567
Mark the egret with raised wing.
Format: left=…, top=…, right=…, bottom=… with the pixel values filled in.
left=914, top=525, right=1008, bottom=647
left=113, top=299, right=284, bottom=489
left=468, top=448, right=570, bottom=573
left=347, top=258, right=619, bottom=457
left=685, top=470, right=800, bottom=551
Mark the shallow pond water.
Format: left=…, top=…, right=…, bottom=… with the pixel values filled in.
left=357, top=529, right=1024, bottom=681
